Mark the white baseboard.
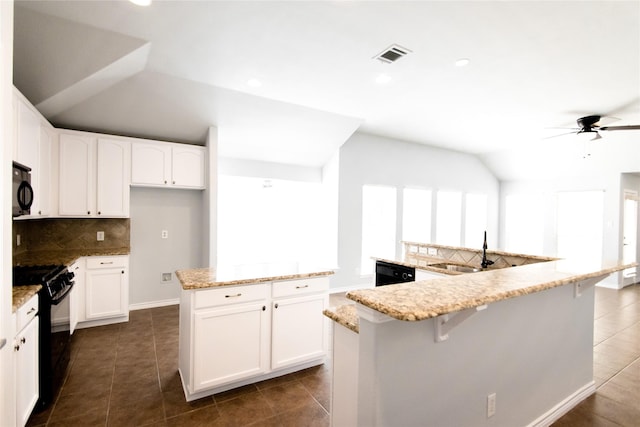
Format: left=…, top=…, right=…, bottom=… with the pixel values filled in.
left=528, top=381, right=596, bottom=427
left=129, top=298, right=180, bottom=311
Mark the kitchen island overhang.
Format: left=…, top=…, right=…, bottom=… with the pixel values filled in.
left=328, top=259, right=635, bottom=427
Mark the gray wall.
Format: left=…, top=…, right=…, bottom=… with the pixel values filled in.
left=334, top=132, right=500, bottom=290
left=129, top=187, right=203, bottom=307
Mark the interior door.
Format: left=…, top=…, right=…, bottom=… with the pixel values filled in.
left=623, top=191, right=638, bottom=285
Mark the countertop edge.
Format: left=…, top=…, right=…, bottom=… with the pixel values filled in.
left=347, top=261, right=635, bottom=322
left=12, top=285, right=42, bottom=313
left=177, top=269, right=335, bottom=290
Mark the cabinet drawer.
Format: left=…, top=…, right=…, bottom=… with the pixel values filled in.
left=195, top=284, right=267, bottom=309
left=17, top=294, right=38, bottom=331
left=272, top=277, right=329, bottom=299
left=86, top=256, right=128, bottom=269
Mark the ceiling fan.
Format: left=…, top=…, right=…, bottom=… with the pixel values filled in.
left=548, top=114, right=640, bottom=141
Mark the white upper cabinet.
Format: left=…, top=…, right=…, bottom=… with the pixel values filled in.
left=96, top=138, right=131, bottom=217
left=132, top=141, right=205, bottom=189
left=59, top=133, right=95, bottom=216
left=58, top=133, right=130, bottom=217
left=14, top=92, right=53, bottom=217
left=172, top=145, right=206, bottom=189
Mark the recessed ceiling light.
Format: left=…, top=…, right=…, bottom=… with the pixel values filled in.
left=455, top=58, right=470, bottom=67
left=375, top=73, right=392, bottom=84
left=247, top=78, right=262, bottom=88
left=129, top=0, right=152, bottom=6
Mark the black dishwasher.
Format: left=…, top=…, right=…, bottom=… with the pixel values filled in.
left=375, top=260, right=415, bottom=286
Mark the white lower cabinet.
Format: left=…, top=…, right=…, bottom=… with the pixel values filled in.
left=271, top=278, right=329, bottom=370
left=14, top=295, right=39, bottom=427
left=85, top=256, right=129, bottom=320
left=193, top=301, right=269, bottom=391
left=179, top=276, right=329, bottom=400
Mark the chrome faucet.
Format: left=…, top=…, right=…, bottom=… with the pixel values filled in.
left=481, top=231, right=494, bottom=269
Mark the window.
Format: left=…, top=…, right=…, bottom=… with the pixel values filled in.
left=402, top=188, right=432, bottom=243
left=361, top=185, right=397, bottom=275
left=504, top=194, right=544, bottom=255
left=556, top=191, right=604, bottom=267
left=464, top=194, right=488, bottom=248
left=436, top=191, right=462, bottom=246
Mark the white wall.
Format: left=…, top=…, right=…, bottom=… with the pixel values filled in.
left=335, top=132, right=500, bottom=290
left=129, top=187, right=204, bottom=307
left=0, top=1, right=15, bottom=424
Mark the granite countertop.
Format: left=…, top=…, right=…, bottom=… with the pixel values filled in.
left=13, top=247, right=130, bottom=267
left=177, top=265, right=335, bottom=290
left=12, top=285, right=41, bottom=313
left=324, top=304, right=359, bottom=333
left=347, top=259, right=635, bottom=322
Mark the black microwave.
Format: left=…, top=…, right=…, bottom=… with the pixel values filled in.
left=12, top=161, right=33, bottom=217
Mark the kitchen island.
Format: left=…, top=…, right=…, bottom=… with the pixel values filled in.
left=327, top=254, right=634, bottom=427
left=176, top=264, right=334, bottom=401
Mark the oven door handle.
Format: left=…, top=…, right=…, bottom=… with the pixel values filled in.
left=50, top=281, right=74, bottom=305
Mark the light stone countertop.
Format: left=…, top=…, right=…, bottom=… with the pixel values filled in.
left=12, top=285, right=41, bottom=313
left=324, top=304, right=359, bottom=333
left=176, top=265, right=335, bottom=290
left=346, top=259, right=634, bottom=322
left=13, top=248, right=130, bottom=267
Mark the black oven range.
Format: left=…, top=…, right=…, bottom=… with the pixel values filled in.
left=13, top=264, right=75, bottom=411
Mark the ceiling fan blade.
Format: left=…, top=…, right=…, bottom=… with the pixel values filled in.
left=542, top=130, right=578, bottom=140
left=599, top=125, right=640, bottom=131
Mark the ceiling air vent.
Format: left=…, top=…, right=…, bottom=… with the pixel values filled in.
left=374, top=44, right=411, bottom=64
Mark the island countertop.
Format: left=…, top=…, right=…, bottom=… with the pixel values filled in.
left=176, top=264, right=335, bottom=290
left=347, top=259, right=634, bottom=322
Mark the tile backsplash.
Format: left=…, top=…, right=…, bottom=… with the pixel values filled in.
left=13, top=218, right=130, bottom=255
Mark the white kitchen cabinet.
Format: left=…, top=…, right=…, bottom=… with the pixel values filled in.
left=14, top=93, right=52, bottom=217
left=131, top=141, right=205, bottom=189
left=69, top=259, right=83, bottom=329
left=14, top=295, right=39, bottom=427
left=84, top=256, right=129, bottom=321
left=58, top=134, right=130, bottom=217
left=271, top=277, right=329, bottom=370
left=182, top=283, right=269, bottom=393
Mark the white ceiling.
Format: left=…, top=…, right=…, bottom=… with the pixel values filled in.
left=13, top=1, right=640, bottom=171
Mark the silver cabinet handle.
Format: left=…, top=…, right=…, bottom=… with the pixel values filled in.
left=225, top=293, right=242, bottom=298
left=27, top=307, right=36, bottom=315
left=295, top=284, right=309, bottom=289
left=0, top=338, right=6, bottom=350
left=100, top=261, right=114, bottom=265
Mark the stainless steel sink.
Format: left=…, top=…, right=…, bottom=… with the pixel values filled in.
left=430, top=263, right=482, bottom=273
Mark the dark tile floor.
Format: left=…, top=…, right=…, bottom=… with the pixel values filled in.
left=26, top=284, right=639, bottom=427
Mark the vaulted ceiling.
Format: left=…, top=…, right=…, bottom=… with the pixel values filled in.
left=13, top=1, right=640, bottom=176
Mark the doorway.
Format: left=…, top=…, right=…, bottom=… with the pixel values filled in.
left=622, top=190, right=638, bottom=286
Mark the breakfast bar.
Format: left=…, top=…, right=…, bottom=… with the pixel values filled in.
left=326, top=251, right=634, bottom=427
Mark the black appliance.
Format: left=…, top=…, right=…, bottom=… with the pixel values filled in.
left=13, top=265, right=75, bottom=411
left=12, top=161, right=34, bottom=217
left=375, top=260, right=415, bottom=286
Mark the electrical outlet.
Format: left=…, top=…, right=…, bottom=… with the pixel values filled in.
left=487, top=393, right=496, bottom=418
left=16, top=234, right=21, bottom=246
left=162, top=272, right=172, bottom=282
left=97, top=231, right=105, bottom=241
left=161, top=230, right=168, bottom=239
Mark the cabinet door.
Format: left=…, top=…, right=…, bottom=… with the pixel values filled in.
left=193, top=302, right=268, bottom=391
left=59, top=134, right=96, bottom=216
left=172, top=145, right=205, bottom=189
left=15, top=98, right=39, bottom=172
left=96, top=138, right=130, bottom=217
left=85, top=267, right=128, bottom=320
left=34, top=125, right=53, bottom=216
left=271, top=293, right=327, bottom=370
left=15, top=318, right=39, bottom=427
left=131, top=142, right=171, bottom=186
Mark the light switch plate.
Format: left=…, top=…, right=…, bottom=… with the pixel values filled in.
left=97, top=231, right=105, bottom=241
